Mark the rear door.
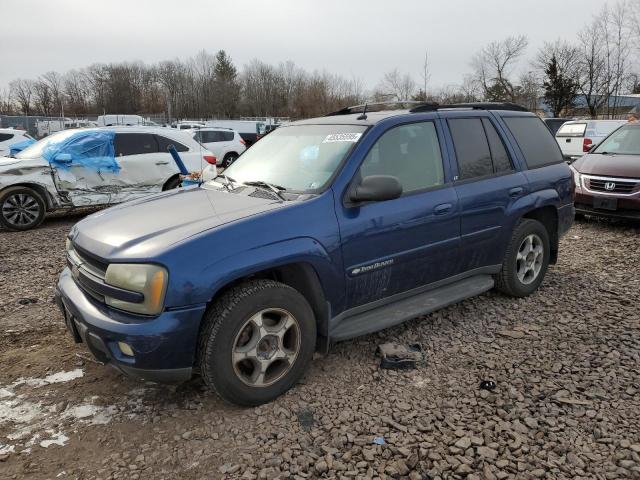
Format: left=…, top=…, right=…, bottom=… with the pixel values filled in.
left=556, top=122, right=587, bottom=158
left=336, top=120, right=460, bottom=308
left=113, top=133, right=176, bottom=201
left=446, top=114, right=528, bottom=273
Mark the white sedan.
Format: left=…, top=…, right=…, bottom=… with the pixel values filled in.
left=0, top=126, right=214, bottom=230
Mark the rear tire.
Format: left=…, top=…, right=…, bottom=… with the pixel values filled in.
left=222, top=153, right=238, bottom=168
left=198, top=279, right=316, bottom=406
left=495, top=219, right=550, bottom=297
left=0, top=186, right=46, bottom=231
left=163, top=176, right=181, bottom=190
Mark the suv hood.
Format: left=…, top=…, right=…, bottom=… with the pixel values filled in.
left=71, top=186, right=285, bottom=259
left=574, top=153, right=640, bottom=178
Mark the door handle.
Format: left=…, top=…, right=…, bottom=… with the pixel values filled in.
left=509, top=187, right=524, bottom=197
left=155, top=161, right=170, bottom=165
left=434, top=203, right=453, bottom=215
left=565, top=139, right=571, bottom=143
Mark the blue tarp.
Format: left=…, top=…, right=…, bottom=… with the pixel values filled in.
left=9, top=138, right=36, bottom=156
left=42, top=130, right=119, bottom=172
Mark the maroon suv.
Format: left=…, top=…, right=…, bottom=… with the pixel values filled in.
left=571, top=123, right=640, bottom=220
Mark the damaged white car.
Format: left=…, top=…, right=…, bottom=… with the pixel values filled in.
left=0, top=126, right=216, bottom=230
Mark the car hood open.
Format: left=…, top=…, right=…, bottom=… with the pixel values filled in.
left=71, top=186, right=286, bottom=260
left=574, top=153, right=640, bottom=178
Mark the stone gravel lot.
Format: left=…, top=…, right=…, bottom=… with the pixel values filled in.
left=0, top=215, right=639, bottom=480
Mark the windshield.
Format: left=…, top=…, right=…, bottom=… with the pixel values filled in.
left=15, top=129, right=78, bottom=159
left=218, top=124, right=367, bottom=192
left=593, top=125, right=640, bottom=155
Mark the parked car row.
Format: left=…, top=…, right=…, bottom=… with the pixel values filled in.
left=0, top=126, right=216, bottom=230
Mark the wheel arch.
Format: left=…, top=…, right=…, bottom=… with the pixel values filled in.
left=202, top=261, right=330, bottom=352
left=162, top=173, right=181, bottom=191
left=522, top=205, right=559, bottom=264
left=1, top=182, right=56, bottom=210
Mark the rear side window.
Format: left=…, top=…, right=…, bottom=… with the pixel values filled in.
left=114, top=134, right=158, bottom=156
left=448, top=118, right=493, bottom=179
left=222, top=131, right=234, bottom=141
left=482, top=118, right=512, bottom=173
left=504, top=117, right=564, bottom=168
left=556, top=123, right=586, bottom=137
left=156, top=135, right=188, bottom=152
left=0, top=133, right=14, bottom=142
left=360, top=121, right=444, bottom=194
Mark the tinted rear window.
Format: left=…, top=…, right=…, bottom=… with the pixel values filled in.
left=556, top=123, right=586, bottom=137
left=114, top=133, right=158, bottom=156
left=156, top=135, right=188, bottom=152
left=504, top=117, right=564, bottom=168
left=448, top=118, right=493, bottom=179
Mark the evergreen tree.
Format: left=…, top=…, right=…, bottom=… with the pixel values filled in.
left=213, top=50, right=240, bottom=118
left=543, top=54, right=578, bottom=117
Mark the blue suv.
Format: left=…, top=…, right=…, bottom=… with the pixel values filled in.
left=56, top=102, right=574, bottom=405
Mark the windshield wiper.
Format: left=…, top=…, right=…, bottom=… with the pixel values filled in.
left=215, top=173, right=237, bottom=190
left=243, top=180, right=287, bottom=200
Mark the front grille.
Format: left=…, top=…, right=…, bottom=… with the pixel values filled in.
left=586, top=177, right=640, bottom=194
left=67, top=244, right=107, bottom=302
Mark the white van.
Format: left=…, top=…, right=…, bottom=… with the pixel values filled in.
left=97, top=115, right=153, bottom=127
left=555, top=120, right=627, bottom=160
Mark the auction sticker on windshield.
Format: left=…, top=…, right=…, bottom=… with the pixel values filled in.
left=323, top=133, right=362, bottom=143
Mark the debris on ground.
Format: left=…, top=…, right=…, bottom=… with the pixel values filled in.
left=377, top=342, right=424, bottom=370
left=479, top=380, right=497, bottom=391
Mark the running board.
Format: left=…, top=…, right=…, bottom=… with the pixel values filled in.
left=330, top=275, right=495, bottom=341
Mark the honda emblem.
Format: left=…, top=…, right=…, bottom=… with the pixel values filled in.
left=604, top=182, right=616, bottom=191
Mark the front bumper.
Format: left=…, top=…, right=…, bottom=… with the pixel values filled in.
left=575, top=191, right=640, bottom=220
left=55, top=267, right=207, bottom=383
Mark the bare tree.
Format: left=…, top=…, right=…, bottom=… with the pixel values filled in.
left=472, top=35, right=529, bottom=102
left=376, top=69, right=417, bottom=101
left=42, top=71, right=64, bottom=116
left=9, top=78, right=35, bottom=116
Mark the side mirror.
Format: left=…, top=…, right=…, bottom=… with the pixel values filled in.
left=54, top=153, right=72, bottom=163
left=350, top=175, right=403, bottom=203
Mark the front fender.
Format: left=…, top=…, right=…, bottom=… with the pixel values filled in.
left=164, top=236, right=344, bottom=311
left=207, top=236, right=341, bottom=302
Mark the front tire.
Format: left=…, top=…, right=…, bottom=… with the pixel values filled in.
left=0, top=186, right=46, bottom=231
left=495, top=219, right=550, bottom=297
left=198, top=279, right=316, bottom=406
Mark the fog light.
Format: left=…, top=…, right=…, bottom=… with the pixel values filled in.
left=118, top=341, right=134, bottom=357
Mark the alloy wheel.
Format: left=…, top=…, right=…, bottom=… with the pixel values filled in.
left=2, top=193, right=41, bottom=228
left=516, top=233, right=544, bottom=285
left=232, top=308, right=301, bottom=387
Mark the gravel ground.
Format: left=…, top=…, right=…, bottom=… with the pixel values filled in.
left=0, top=214, right=639, bottom=480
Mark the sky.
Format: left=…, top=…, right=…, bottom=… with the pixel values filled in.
left=0, top=0, right=612, bottom=91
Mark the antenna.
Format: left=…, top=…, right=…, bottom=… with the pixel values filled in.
left=356, top=103, right=368, bottom=121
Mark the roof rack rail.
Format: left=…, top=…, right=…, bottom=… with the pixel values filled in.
left=325, top=101, right=529, bottom=117
left=409, top=102, right=529, bottom=113
left=325, top=101, right=433, bottom=116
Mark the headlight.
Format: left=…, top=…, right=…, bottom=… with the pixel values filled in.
left=104, top=264, right=168, bottom=315
left=569, top=165, right=582, bottom=191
